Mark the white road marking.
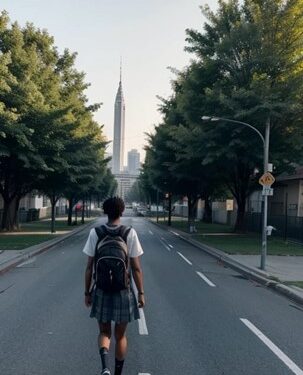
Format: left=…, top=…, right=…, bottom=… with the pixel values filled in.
left=241, top=319, right=303, bottom=375
left=159, top=239, right=171, bottom=251
left=170, top=231, right=180, bottom=237
left=177, top=252, right=192, bottom=266
left=17, top=258, right=36, bottom=267
left=138, top=308, right=149, bottom=335
left=148, top=230, right=153, bottom=235
left=138, top=373, right=151, bottom=375
left=168, top=244, right=174, bottom=248
left=196, top=271, right=216, bottom=287
left=132, top=278, right=149, bottom=335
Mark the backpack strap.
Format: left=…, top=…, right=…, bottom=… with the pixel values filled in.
left=95, top=225, right=107, bottom=240
left=119, top=225, right=132, bottom=243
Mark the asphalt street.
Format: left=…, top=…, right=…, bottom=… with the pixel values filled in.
left=1, top=215, right=303, bottom=375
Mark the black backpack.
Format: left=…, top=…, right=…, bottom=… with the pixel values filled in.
left=94, top=225, right=131, bottom=293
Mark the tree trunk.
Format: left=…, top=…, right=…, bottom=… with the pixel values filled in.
left=50, top=194, right=58, bottom=233
left=1, top=195, right=19, bottom=231
left=187, top=195, right=197, bottom=233
left=203, top=196, right=212, bottom=223
left=234, top=196, right=246, bottom=232
left=81, top=198, right=85, bottom=224
left=168, top=193, right=172, bottom=226
left=13, top=196, right=21, bottom=230
left=67, top=197, right=73, bottom=226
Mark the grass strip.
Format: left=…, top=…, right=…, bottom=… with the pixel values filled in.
left=285, top=281, right=303, bottom=289
left=0, top=234, right=57, bottom=250
left=196, top=235, right=303, bottom=256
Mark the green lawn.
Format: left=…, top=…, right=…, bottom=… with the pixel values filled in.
left=0, top=216, right=97, bottom=250
left=285, top=281, right=303, bottom=289
left=20, top=217, right=96, bottom=232
left=0, top=234, right=57, bottom=250
left=153, top=217, right=234, bottom=233
left=154, top=218, right=303, bottom=256
left=196, top=234, right=303, bottom=256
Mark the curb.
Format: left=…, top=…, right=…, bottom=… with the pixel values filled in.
left=0, top=219, right=98, bottom=276
left=149, top=220, right=303, bottom=306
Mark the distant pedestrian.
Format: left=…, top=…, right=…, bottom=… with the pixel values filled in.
left=83, top=197, right=145, bottom=375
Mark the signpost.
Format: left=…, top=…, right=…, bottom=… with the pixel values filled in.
left=259, top=172, right=275, bottom=187
left=259, top=170, right=275, bottom=270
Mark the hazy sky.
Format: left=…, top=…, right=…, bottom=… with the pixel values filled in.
left=1, top=0, right=219, bottom=163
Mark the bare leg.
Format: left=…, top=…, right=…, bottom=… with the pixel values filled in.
left=114, top=322, right=128, bottom=361
left=98, top=322, right=112, bottom=350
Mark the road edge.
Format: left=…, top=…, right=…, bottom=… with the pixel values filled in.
left=0, top=219, right=98, bottom=276
left=149, top=219, right=303, bottom=306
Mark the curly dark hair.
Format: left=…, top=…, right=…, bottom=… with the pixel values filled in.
left=102, top=197, right=125, bottom=220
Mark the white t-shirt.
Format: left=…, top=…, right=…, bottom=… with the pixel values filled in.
left=82, top=224, right=144, bottom=258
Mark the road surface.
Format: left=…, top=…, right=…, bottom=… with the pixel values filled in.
left=1, top=216, right=303, bottom=374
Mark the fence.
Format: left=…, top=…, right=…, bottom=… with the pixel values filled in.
left=245, top=213, right=303, bottom=243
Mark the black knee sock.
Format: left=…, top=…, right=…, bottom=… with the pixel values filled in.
left=114, top=358, right=124, bottom=375
left=99, top=347, right=109, bottom=370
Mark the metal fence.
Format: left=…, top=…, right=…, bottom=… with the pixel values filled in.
left=245, top=213, right=303, bottom=243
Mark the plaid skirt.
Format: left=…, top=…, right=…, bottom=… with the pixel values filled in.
left=90, top=287, right=140, bottom=323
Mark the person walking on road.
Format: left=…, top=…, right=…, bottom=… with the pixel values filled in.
left=83, top=197, right=145, bottom=375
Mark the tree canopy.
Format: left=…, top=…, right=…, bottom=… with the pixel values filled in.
left=141, top=0, right=303, bottom=230
left=0, top=11, right=115, bottom=230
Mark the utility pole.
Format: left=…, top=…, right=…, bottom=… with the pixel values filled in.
left=260, top=117, right=271, bottom=270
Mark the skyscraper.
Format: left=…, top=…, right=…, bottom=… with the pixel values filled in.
left=112, top=67, right=125, bottom=174
left=127, top=149, right=140, bottom=175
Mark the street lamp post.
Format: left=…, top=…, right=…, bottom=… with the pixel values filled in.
left=201, top=116, right=270, bottom=270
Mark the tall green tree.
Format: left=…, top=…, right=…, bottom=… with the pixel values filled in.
left=184, top=0, right=303, bottom=229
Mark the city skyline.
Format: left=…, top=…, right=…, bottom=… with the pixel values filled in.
left=0, top=0, right=219, bottom=157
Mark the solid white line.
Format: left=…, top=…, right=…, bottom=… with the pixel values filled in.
left=168, top=244, right=174, bottom=248
left=17, top=258, right=36, bottom=267
left=148, top=230, right=153, bottom=235
left=177, top=252, right=192, bottom=266
left=196, top=271, right=216, bottom=287
left=131, top=278, right=149, bottom=335
left=240, top=319, right=303, bottom=375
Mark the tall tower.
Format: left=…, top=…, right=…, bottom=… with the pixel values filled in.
left=112, top=63, right=125, bottom=174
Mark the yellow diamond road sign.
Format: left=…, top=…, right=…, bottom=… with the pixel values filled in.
left=259, top=172, right=275, bottom=187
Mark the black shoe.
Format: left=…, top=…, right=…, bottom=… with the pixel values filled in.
left=101, top=369, right=111, bottom=375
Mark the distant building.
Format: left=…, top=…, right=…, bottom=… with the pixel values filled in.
left=112, top=67, right=125, bottom=174
left=127, top=149, right=140, bottom=175
left=114, top=173, right=138, bottom=201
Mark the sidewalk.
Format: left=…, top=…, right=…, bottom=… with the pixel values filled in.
left=0, top=219, right=98, bottom=275
left=150, top=220, right=303, bottom=305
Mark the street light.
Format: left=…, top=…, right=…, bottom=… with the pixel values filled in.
left=201, top=116, right=270, bottom=270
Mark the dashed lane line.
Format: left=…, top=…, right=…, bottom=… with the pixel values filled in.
left=177, top=252, right=192, bottom=266
left=160, top=240, right=171, bottom=251
left=196, top=271, right=216, bottom=287
left=131, top=278, right=149, bottom=335
left=148, top=230, right=153, bottom=235
left=138, top=373, right=151, bottom=375
left=170, top=231, right=180, bottom=237
left=240, top=319, right=303, bottom=375
left=168, top=244, right=174, bottom=249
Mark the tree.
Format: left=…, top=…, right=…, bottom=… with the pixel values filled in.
left=184, top=0, right=303, bottom=230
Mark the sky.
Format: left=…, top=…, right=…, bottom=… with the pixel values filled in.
left=1, top=0, right=219, bottom=164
